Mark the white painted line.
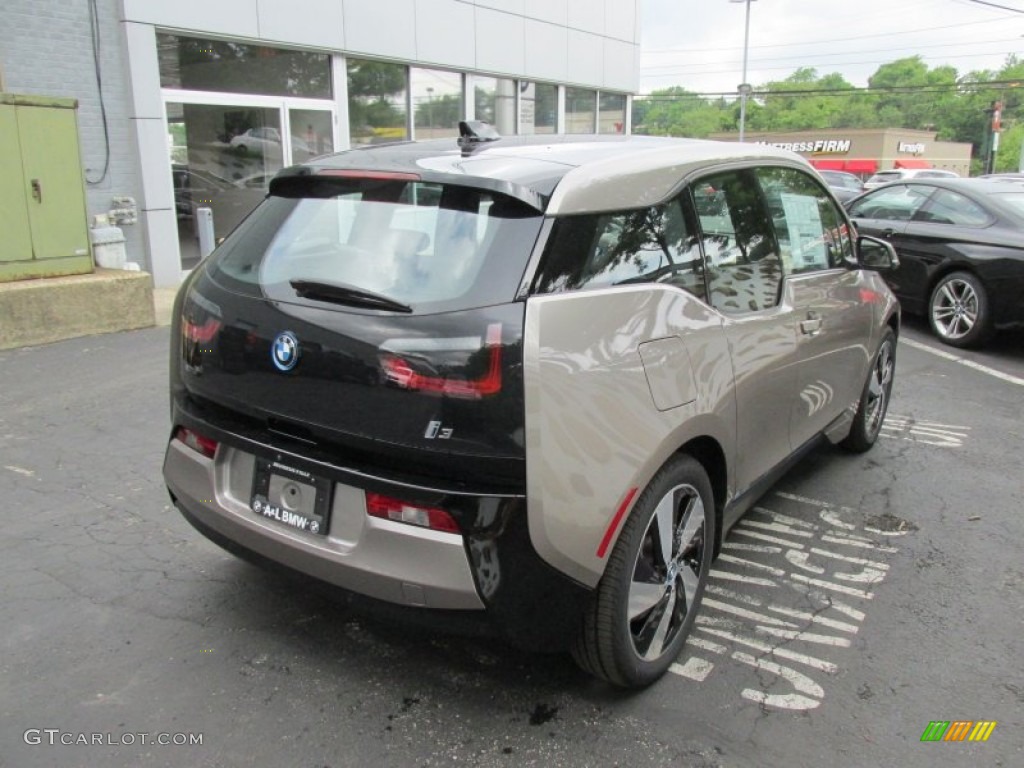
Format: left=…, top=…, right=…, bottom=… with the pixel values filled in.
left=709, top=568, right=778, bottom=587
left=821, top=534, right=899, bottom=553
left=786, top=550, right=826, bottom=575
left=4, top=465, right=35, bottom=477
left=686, top=636, right=729, bottom=655
left=739, top=519, right=815, bottom=538
left=698, top=627, right=837, bottom=673
left=734, top=652, right=823, bottom=710
left=809, top=547, right=889, bottom=570
left=834, top=567, right=887, bottom=585
left=900, top=336, right=1024, bottom=387
left=819, top=509, right=856, bottom=531
left=722, top=542, right=782, bottom=554
left=670, top=656, right=715, bottom=682
left=702, top=598, right=799, bottom=628
left=731, top=528, right=806, bottom=550
left=775, top=491, right=856, bottom=516
left=751, top=507, right=820, bottom=529
left=717, top=553, right=787, bottom=576
left=790, top=573, right=874, bottom=599
left=706, top=584, right=765, bottom=607
left=755, top=626, right=852, bottom=647
left=766, top=604, right=860, bottom=634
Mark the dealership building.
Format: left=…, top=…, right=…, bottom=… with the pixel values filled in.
left=711, top=128, right=973, bottom=179
left=1, top=0, right=641, bottom=292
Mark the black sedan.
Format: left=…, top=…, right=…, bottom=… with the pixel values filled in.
left=845, top=178, right=1024, bottom=347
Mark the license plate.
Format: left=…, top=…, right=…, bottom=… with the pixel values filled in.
left=250, top=459, right=332, bottom=536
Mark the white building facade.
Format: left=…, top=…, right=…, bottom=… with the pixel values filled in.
left=117, top=0, right=641, bottom=286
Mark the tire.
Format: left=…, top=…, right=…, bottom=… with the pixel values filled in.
left=572, top=455, right=715, bottom=688
left=928, top=271, right=992, bottom=348
left=842, top=328, right=896, bottom=453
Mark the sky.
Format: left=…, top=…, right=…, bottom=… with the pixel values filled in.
left=639, top=0, right=1024, bottom=95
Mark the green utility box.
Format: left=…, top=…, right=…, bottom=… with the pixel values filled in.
left=0, top=93, right=93, bottom=282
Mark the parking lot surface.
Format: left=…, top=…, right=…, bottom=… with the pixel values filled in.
left=1, top=319, right=1021, bottom=767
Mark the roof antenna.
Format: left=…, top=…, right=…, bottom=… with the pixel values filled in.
left=458, top=120, right=500, bottom=152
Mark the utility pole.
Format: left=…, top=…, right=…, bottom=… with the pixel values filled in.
left=731, top=0, right=756, bottom=142
left=985, top=100, right=1003, bottom=175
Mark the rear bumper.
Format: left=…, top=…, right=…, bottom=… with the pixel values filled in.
left=163, top=433, right=593, bottom=650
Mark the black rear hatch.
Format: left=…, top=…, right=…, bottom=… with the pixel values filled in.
left=173, top=173, right=545, bottom=492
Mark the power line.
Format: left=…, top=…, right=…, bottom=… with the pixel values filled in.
left=964, top=0, right=1024, bottom=13
left=636, top=79, right=1024, bottom=100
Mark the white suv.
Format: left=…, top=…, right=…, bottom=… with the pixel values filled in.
left=864, top=168, right=959, bottom=189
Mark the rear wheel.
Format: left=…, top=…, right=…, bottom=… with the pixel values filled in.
left=928, top=271, right=992, bottom=348
left=572, top=455, right=715, bottom=688
left=842, top=328, right=896, bottom=453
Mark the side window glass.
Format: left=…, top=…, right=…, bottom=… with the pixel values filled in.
left=756, top=166, right=851, bottom=273
left=695, top=170, right=783, bottom=314
left=847, top=184, right=930, bottom=222
left=532, top=200, right=706, bottom=300
left=916, top=189, right=992, bottom=227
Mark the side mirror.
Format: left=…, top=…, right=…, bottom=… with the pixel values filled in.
left=857, top=235, right=899, bottom=271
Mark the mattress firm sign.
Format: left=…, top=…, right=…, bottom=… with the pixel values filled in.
left=898, top=141, right=926, bottom=153
left=756, top=139, right=852, bottom=154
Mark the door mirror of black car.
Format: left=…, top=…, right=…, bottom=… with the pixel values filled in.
left=857, top=235, right=900, bottom=271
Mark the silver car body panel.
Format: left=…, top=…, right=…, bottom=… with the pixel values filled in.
left=163, top=440, right=485, bottom=610
left=522, top=272, right=895, bottom=588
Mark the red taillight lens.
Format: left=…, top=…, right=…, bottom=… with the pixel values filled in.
left=174, top=427, right=219, bottom=459
left=182, top=317, right=221, bottom=344
left=365, top=492, right=460, bottom=534
left=380, top=323, right=503, bottom=399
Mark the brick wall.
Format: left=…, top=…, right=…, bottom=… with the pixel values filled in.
left=1, top=0, right=146, bottom=269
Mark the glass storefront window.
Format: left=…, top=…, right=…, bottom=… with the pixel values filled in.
left=167, top=102, right=284, bottom=268
left=472, top=76, right=517, bottom=135
left=599, top=93, right=627, bottom=135
left=411, top=68, right=462, bottom=140
left=346, top=58, right=409, bottom=146
left=565, top=87, right=597, bottom=134
left=158, top=34, right=331, bottom=98
left=520, top=82, right=557, bottom=135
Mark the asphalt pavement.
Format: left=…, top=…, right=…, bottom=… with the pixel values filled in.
left=0, top=320, right=1021, bottom=768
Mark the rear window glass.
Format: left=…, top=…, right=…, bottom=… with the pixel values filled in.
left=992, top=191, right=1024, bottom=216
left=206, top=178, right=543, bottom=314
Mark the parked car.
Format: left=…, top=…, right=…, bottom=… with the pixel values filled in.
left=846, top=178, right=1024, bottom=347
left=163, top=127, right=900, bottom=687
left=229, top=126, right=310, bottom=157
left=818, top=169, right=865, bottom=202
left=863, top=168, right=959, bottom=189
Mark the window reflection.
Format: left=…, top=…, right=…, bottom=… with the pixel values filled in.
left=472, top=76, right=517, bottom=135
left=158, top=34, right=331, bottom=98
left=346, top=58, right=409, bottom=146
left=598, top=93, right=627, bottom=135
left=520, top=82, right=557, bottom=135
left=412, top=68, right=462, bottom=140
left=566, top=87, right=596, bottom=134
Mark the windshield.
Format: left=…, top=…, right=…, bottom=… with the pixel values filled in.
left=206, top=178, right=544, bottom=314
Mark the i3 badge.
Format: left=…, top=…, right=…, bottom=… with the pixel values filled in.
left=271, top=331, right=300, bottom=371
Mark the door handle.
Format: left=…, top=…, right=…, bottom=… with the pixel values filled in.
left=800, top=312, right=822, bottom=336
left=31, top=178, right=42, bottom=204
left=882, top=228, right=895, bottom=239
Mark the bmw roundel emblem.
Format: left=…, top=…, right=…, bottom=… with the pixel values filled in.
left=271, top=331, right=300, bottom=372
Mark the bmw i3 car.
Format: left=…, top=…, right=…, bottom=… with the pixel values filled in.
left=163, top=125, right=900, bottom=687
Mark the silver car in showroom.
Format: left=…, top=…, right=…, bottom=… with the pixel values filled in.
left=163, top=126, right=900, bottom=687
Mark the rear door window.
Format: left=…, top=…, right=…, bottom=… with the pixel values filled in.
left=915, top=188, right=992, bottom=227
left=207, top=178, right=544, bottom=313
left=847, top=184, right=931, bottom=222
left=532, top=199, right=706, bottom=300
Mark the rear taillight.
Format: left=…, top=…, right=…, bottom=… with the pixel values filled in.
left=380, top=323, right=503, bottom=399
left=182, top=317, right=221, bottom=344
left=174, top=427, right=219, bottom=459
left=365, top=492, right=460, bottom=534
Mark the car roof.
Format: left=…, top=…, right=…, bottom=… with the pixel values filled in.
left=285, top=134, right=811, bottom=215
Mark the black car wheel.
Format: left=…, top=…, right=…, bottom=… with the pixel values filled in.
left=572, top=455, right=714, bottom=688
left=928, top=271, right=992, bottom=348
left=842, top=328, right=896, bottom=453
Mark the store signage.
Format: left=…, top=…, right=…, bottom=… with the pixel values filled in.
left=898, top=142, right=926, bottom=154
left=756, top=139, right=852, bottom=153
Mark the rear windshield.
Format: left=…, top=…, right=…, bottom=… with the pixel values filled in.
left=991, top=191, right=1024, bottom=217
left=206, top=178, right=543, bottom=314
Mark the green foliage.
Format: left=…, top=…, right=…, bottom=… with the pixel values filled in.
left=633, top=55, right=1024, bottom=172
